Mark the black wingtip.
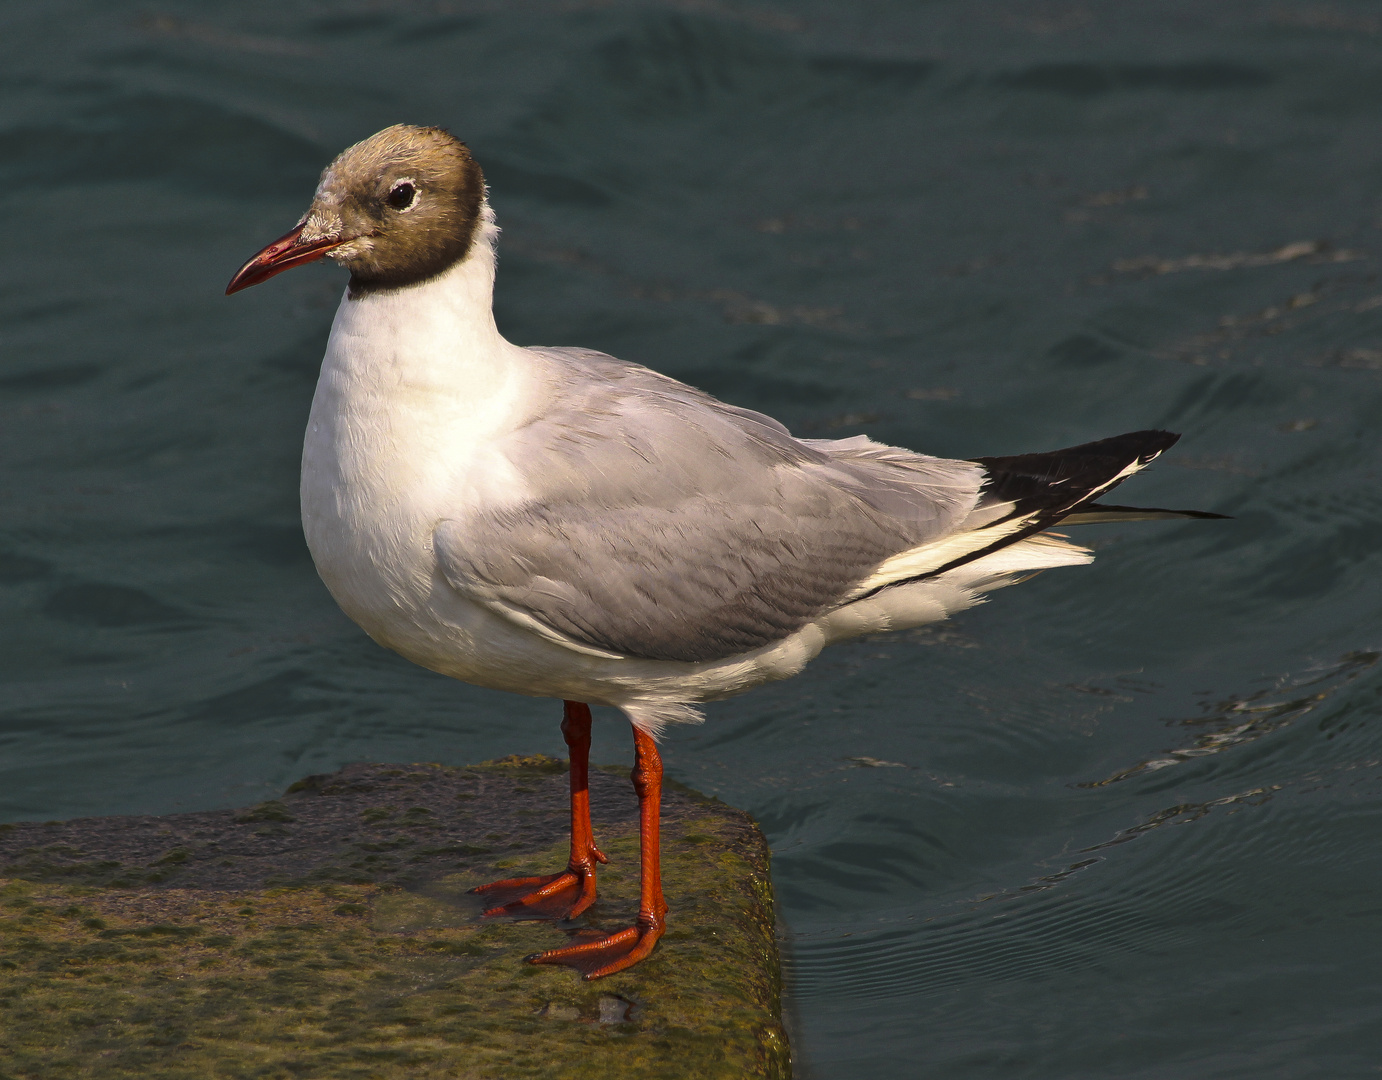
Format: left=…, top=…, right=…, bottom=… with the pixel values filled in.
left=856, top=430, right=1213, bottom=600
left=970, top=429, right=1182, bottom=514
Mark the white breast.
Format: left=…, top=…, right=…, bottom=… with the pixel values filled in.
left=299, top=226, right=540, bottom=664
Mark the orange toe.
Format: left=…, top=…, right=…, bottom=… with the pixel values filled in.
left=527, top=920, right=664, bottom=979
left=470, top=865, right=599, bottom=920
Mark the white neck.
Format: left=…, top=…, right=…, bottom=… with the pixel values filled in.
left=329, top=202, right=510, bottom=386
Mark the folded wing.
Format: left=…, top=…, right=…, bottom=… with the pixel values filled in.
left=434, top=348, right=983, bottom=663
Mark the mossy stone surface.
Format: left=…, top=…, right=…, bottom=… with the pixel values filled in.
left=0, top=759, right=790, bottom=1079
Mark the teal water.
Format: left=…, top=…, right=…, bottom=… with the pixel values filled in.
left=4, top=2, right=1382, bottom=1075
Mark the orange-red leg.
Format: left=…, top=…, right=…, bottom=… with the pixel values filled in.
left=470, top=701, right=608, bottom=920
left=527, top=723, right=667, bottom=980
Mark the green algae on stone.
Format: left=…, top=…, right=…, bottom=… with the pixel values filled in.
left=0, top=760, right=790, bottom=1079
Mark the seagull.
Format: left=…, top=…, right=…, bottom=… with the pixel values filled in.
left=226, top=124, right=1221, bottom=980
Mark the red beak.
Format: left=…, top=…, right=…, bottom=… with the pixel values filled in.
left=225, top=223, right=347, bottom=295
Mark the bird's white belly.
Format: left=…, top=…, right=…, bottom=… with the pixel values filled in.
left=299, top=384, right=526, bottom=690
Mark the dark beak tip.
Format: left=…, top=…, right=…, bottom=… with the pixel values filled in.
left=224, top=262, right=274, bottom=296
left=224, top=224, right=344, bottom=297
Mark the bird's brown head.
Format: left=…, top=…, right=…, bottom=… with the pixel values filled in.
left=226, top=124, right=486, bottom=297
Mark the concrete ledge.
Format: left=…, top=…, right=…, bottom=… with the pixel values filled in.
left=0, top=758, right=790, bottom=1079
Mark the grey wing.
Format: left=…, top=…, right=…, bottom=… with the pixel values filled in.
left=434, top=347, right=985, bottom=664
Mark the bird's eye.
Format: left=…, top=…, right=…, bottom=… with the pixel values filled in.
left=386, top=180, right=418, bottom=211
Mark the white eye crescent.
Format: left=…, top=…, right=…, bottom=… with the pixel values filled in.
left=386, top=178, right=419, bottom=212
